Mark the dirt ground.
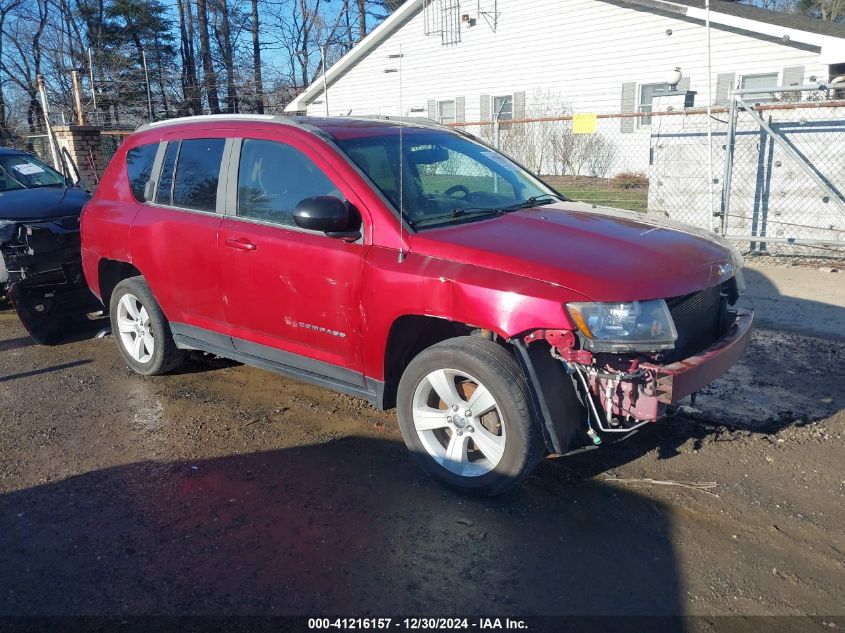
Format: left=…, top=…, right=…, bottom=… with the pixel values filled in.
left=0, top=266, right=843, bottom=620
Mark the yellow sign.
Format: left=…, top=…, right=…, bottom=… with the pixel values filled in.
left=572, top=113, right=598, bottom=135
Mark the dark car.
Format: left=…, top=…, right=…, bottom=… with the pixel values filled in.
left=0, top=147, right=101, bottom=343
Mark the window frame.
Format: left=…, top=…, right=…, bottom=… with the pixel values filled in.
left=491, top=95, right=514, bottom=121
left=147, top=132, right=233, bottom=216
left=437, top=99, right=456, bottom=125
left=637, top=82, right=671, bottom=128
left=738, top=72, right=780, bottom=103
left=223, top=135, right=366, bottom=241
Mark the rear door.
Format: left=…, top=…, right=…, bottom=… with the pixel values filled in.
left=218, top=130, right=370, bottom=382
left=130, top=129, right=233, bottom=336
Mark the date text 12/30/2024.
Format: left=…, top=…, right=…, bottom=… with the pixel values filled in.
left=308, top=618, right=528, bottom=630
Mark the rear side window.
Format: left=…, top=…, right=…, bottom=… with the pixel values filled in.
left=125, top=143, right=159, bottom=202
left=155, top=141, right=179, bottom=206
left=172, top=138, right=226, bottom=212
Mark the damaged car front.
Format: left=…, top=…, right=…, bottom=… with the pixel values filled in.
left=0, top=148, right=101, bottom=344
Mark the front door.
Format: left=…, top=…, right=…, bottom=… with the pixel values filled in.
left=218, top=132, right=369, bottom=383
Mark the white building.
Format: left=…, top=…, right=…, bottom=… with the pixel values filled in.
left=286, top=0, right=845, bottom=127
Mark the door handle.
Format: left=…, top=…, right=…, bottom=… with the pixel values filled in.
left=225, top=238, right=257, bottom=251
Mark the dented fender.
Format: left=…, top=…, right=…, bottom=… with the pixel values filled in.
left=360, top=247, right=587, bottom=381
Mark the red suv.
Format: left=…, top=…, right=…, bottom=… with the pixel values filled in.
left=81, top=115, right=753, bottom=495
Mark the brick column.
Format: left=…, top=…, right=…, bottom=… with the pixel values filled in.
left=52, top=125, right=104, bottom=192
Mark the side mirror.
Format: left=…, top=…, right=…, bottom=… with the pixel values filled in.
left=293, top=196, right=360, bottom=240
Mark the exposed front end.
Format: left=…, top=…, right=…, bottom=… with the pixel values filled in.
left=0, top=216, right=103, bottom=344
left=523, top=274, right=753, bottom=446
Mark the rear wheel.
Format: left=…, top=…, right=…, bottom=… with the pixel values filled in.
left=397, top=337, right=545, bottom=496
left=110, top=276, right=184, bottom=376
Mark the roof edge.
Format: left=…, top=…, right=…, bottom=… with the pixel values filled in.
left=286, top=0, right=843, bottom=113
left=285, top=0, right=424, bottom=112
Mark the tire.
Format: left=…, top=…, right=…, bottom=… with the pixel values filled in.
left=397, top=336, right=545, bottom=496
left=109, top=276, right=184, bottom=376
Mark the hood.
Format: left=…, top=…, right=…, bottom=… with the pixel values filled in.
left=411, top=202, right=742, bottom=302
left=0, top=186, right=90, bottom=222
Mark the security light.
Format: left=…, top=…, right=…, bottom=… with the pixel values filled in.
left=667, top=67, right=683, bottom=91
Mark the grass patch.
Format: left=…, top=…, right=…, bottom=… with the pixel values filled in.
left=542, top=175, right=649, bottom=213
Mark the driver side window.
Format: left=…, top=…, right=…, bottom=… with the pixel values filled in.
left=237, top=139, right=342, bottom=227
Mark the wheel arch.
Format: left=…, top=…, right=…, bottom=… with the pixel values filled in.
left=381, top=314, right=585, bottom=455
left=381, top=315, right=505, bottom=410
left=98, top=259, right=142, bottom=309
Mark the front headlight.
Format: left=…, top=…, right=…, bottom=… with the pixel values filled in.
left=565, top=299, right=678, bottom=352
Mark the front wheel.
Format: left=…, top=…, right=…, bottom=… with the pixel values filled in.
left=396, top=337, right=545, bottom=496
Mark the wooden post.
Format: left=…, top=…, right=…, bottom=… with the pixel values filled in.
left=71, top=70, right=85, bottom=125
left=36, top=74, right=61, bottom=171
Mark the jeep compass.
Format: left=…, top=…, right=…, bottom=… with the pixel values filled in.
left=81, top=115, right=753, bottom=495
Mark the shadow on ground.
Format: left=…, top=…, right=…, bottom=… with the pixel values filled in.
left=0, top=437, right=684, bottom=620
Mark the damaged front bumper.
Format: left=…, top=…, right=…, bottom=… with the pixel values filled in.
left=0, top=216, right=103, bottom=344
left=518, top=309, right=754, bottom=452
left=584, top=309, right=754, bottom=425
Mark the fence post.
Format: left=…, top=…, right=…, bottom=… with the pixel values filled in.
left=36, top=74, right=61, bottom=171
left=719, top=94, right=737, bottom=237
left=71, top=70, right=85, bottom=126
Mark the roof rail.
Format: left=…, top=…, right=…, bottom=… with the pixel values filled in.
left=349, top=115, right=442, bottom=127
left=135, top=113, right=295, bottom=132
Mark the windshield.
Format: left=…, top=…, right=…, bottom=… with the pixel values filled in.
left=335, top=129, right=558, bottom=229
left=0, top=153, right=65, bottom=192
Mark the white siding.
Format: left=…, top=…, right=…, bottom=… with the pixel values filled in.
left=306, top=0, right=830, bottom=120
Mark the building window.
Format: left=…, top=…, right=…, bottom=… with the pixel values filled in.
left=437, top=100, right=456, bottom=124
left=740, top=73, right=779, bottom=103
left=492, top=95, right=513, bottom=121
left=638, top=83, right=670, bottom=127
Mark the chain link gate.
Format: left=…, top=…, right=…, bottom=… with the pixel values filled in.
left=718, top=83, right=845, bottom=256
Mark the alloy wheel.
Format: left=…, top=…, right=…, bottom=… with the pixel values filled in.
left=115, top=293, right=154, bottom=364
left=411, top=368, right=506, bottom=477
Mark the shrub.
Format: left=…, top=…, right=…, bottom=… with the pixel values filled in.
left=611, top=171, right=649, bottom=189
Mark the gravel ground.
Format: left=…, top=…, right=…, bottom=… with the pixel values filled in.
left=0, top=298, right=843, bottom=618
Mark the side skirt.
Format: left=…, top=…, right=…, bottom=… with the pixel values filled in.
left=170, top=323, right=386, bottom=408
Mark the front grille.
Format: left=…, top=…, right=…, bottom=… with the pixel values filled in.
left=663, top=280, right=735, bottom=363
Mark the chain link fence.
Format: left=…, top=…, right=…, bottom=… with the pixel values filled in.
left=101, top=131, right=132, bottom=165
left=7, top=86, right=843, bottom=259
left=454, top=87, right=845, bottom=258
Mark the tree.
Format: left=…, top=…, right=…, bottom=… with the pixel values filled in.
left=0, top=0, right=23, bottom=143
left=196, top=0, right=221, bottom=113
left=176, top=0, right=202, bottom=115
left=797, top=0, right=845, bottom=20
left=0, top=0, right=50, bottom=134
left=0, top=0, right=404, bottom=131
left=251, top=0, right=264, bottom=113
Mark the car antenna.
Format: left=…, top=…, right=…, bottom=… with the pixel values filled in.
left=387, top=46, right=406, bottom=263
